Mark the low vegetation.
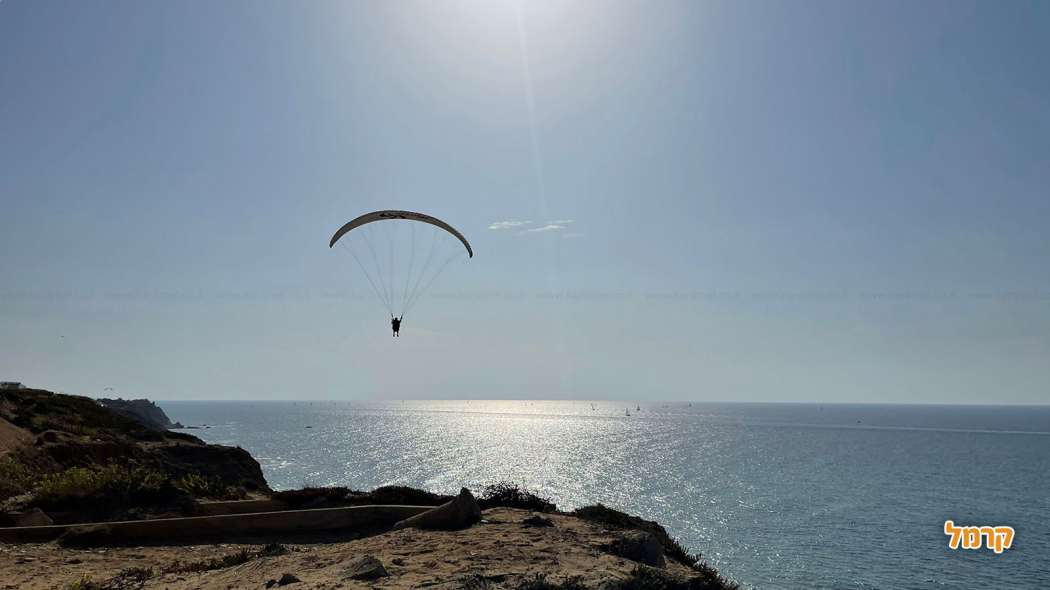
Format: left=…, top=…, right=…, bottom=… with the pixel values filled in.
left=615, top=565, right=738, bottom=590
left=173, top=473, right=247, bottom=501
left=462, top=567, right=736, bottom=590
left=514, top=574, right=589, bottom=590
left=64, top=567, right=153, bottom=590
left=0, top=454, right=35, bottom=500
left=33, top=465, right=181, bottom=512
left=348, top=485, right=453, bottom=506
left=165, top=543, right=289, bottom=574
left=272, top=486, right=351, bottom=506
left=24, top=465, right=243, bottom=516
left=478, top=482, right=557, bottom=513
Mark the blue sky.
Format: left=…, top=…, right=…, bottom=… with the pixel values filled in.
left=1, top=1, right=1048, bottom=403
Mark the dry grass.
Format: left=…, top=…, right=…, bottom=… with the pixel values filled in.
left=165, top=543, right=289, bottom=574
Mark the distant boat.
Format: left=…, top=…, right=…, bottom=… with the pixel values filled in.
left=625, top=408, right=631, bottom=416
left=636, top=404, right=640, bottom=411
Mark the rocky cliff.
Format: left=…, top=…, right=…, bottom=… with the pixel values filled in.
left=0, top=388, right=268, bottom=522
left=96, top=397, right=182, bottom=430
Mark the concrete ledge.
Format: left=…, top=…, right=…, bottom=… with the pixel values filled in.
left=193, top=499, right=290, bottom=516
left=0, top=504, right=432, bottom=544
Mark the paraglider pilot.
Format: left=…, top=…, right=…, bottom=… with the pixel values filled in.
left=391, top=314, right=402, bottom=337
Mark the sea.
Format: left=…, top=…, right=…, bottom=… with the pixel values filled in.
left=163, top=400, right=1050, bottom=589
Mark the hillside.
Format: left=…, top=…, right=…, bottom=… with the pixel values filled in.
left=0, top=388, right=268, bottom=523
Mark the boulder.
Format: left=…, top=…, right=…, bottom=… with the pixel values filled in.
left=606, top=530, right=666, bottom=568
left=392, top=487, right=481, bottom=531
left=13, top=508, right=53, bottom=527
left=341, top=555, right=389, bottom=580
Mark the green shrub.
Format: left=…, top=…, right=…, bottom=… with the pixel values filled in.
left=478, top=482, right=557, bottom=513
left=175, top=473, right=246, bottom=500
left=32, top=465, right=184, bottom=513
left=272, top=486, right=350, bottom=506
left=0, top=455, right=35, bottom=501
left=346, top=485, right=452, bottom=506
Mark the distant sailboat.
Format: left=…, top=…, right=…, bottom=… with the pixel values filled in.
left=625, top=408, right=631, bottom=416
left=636, top=404, right=640, bottom=411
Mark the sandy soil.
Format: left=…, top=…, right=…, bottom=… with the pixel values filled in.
left=0, top=508, right=699, bottom=589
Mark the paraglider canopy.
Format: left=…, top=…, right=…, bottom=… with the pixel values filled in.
left=328, top=210, right=472, bottom=318
left=329, top=210, right=473, bottom=257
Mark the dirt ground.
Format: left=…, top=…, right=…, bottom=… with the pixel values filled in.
left=0, top=508, right=700, bottom=589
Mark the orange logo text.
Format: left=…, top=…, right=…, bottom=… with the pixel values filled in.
left=944, top=520, right=1014, bottom=554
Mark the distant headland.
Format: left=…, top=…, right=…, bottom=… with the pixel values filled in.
left=96, top=397, right=184, bottom=430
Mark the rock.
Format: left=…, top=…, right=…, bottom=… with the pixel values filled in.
left=13, top=508, right=53, bottom=527
left=522, top=514, right=554, bottom=528
left=277, top=573, right=300, bottom=586
left=605, top=530, right=666, bottom=568
left=341, top=555, right=389, bottom=580
left=391, top=487, right=481, bottom=531
left=265, top=580, right=277, bottom=588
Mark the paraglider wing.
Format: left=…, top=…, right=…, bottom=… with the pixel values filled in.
left=329, top=210, right=473, bottom=258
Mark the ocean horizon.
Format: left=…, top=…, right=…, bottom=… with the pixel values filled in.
left=163, top=400, right=1050, bottom=589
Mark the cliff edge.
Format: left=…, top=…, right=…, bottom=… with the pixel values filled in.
left=0, top=388, right=268, bottom=523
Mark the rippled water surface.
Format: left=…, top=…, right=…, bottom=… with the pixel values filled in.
left=164, top=401, right=1050, bottom=589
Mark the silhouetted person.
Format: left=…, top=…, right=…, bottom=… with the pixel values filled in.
left=391, top=314, right=402, bottom=337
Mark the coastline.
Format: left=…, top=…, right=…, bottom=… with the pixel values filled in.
left=0, top=389, right=738, bottom=589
